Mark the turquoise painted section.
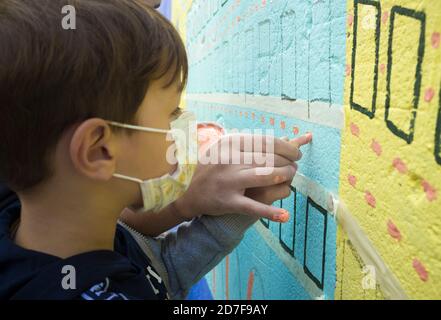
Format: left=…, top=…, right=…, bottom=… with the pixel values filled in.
left=184, top=0, right=347, bottom=300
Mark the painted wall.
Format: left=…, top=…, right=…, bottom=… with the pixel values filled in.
left=171, top=0, right=441, bottom=299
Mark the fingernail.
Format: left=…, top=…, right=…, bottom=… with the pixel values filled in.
left=272, top=210, right=290, bottom=223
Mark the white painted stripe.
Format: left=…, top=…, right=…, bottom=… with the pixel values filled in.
left=334, top=199, right=408, bottom=300
left=186, top=93, right=344, bottom=130
left=289, top=172, right=408, bottom=299
left=254, top=222, right=325, bottom=299
left=292, top=172, right=335, bottom=213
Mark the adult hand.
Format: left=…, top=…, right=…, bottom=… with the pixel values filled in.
left=173, top=133, right=312, bottom=223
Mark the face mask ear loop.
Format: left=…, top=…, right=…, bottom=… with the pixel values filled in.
left=107, top=121, right=170, bottom=134
left=113, top=173, right=144, bottom=184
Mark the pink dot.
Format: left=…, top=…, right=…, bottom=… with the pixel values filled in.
left=421, top=180, right=437, bottom=202
left=252, top=112, right=255, bottom=120
left=280, top=121, right=286, bottom=130
left=382, top=11, right=389, bottom=24
left=350, top=122, right=360, bottom=137
left=270, top=118, right=275, bottom=126
left=261, top=116, right=265, bottom=124
left=371, top=139, right=382, bottom=156
left=424, top=88, right=435, bottom=102
left=380, top=63, right=386, bottom=75
left=240, top=111, right=243, bottom=117
left=387, top=220, right=401, bottom=241
left=348, top=14, right=354, bottom=26
left=236, top=16, right=241, bottom=22
left=393, top=158, right=408, bottom=174
left=345, top=64, right=351, bottom=77
left=293, top=127, right=299, bottom=135
left=348, top=175, right=357, bottom=187
left=413, top=259, right=429, bottom=282
left=432, top=32, right=440, bottom=49
left=365, top=191, right=376, bottom=208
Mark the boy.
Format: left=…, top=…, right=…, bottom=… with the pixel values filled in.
left=0, top=0, right=310, bottom=300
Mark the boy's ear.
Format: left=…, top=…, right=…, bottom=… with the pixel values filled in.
left=69, top=118, right=117, bottom=181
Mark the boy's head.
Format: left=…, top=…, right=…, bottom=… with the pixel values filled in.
left=0, top=0, right=188, bottom=210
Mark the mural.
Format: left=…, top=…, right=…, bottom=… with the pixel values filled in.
left=170, top=0, right=441, bottom=299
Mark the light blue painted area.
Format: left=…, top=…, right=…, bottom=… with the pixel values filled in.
left=183, top=0, right=347, bottom=300
left=157, top=0, right=172, bottom=20
left=186, top=0, right=346, bottom=105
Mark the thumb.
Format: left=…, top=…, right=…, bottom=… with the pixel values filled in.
left=236, top=196, right=290, bottom=223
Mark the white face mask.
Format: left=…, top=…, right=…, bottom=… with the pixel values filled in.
left=107, top=111, right=198, bottom=213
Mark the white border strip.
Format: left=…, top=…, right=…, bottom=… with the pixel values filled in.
left=186, top=93, right=344, bottom=130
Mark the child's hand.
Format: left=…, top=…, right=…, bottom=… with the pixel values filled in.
left=173, top=133, right=312, bottom=223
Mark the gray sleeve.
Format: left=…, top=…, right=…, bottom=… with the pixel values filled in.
left=146, top=214, right=258, bottom=300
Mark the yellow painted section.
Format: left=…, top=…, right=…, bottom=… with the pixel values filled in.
left=338, top=0, right=441, bottom=299
left=171, top=0, right=193, bottom=109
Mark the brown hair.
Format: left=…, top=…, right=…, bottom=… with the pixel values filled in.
left=0, top=0, right=188, bottom=191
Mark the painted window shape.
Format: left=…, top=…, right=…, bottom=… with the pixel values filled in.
left=258, top=20, right=271, bottom=96
left=304, top=197, right=328, bottom=290
left=350, top=0, right=381, bottom=119
left=385, top=6, right=426, bottom=144
left=233, top=33, right=240, bottom=94
left=279, top=187, right=297, bottom=257
left=222, top=41, right=229, bottom=93
left=309, top=0, right=331, bottom=103
left=245, top=28, right=254, bottom=94
left=281, top=9, right=296, bottom=101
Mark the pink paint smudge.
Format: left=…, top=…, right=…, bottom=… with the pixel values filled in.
left=380, top=63, right=386, bottom=75
left=280, top=121, right=286, bottom=130
left=382, top=11, right=389, bottom=24
left=387, top=220, right=401, bottom=241
left=251, top=112, right=255, bottom=120
left=348, top=14, right=354, bottom=26
left=413, top=259, right=429, bottom=282
left=432, top=32, right=440, bottom=49
left=350, top=122, right=360, bottom=137
left=365, top=191, right=376, bottom=208
left=261, top=116, right=265, bottom=124
left=371, top=139, right=382, bottom=156
left=392, top=158, right=408, bottom=174
left=348, top=175, right=357, bottom=188
left=421, top=180, right=437, bottom=202
left=345, top=64, right=351, bottom=77
left=293, top=127, right=299, bottom=135
left=246, top=271, right=255, bottom=300
left=270, top=118, right=275, bottom=126
left=424, top=88, right=435, bottom=103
